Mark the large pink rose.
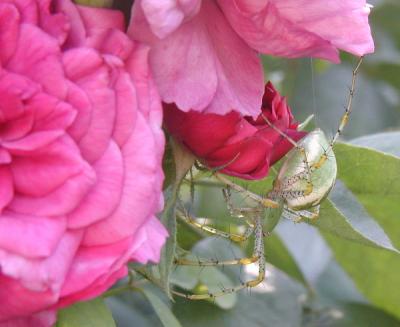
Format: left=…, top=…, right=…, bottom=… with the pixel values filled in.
left=129, top=0, right=374, bottom=116
left=0, top=0, right=167, bottom=325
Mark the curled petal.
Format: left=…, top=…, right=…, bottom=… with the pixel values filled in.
left=130, top=1, right=264, bottom=116
left=131, top=215, right=169, bottom=264
left=218, top=0, right=374, bottom=62
left=140, top=0, right=201, bottom=38
left=0, top=211, right=66, bottom=258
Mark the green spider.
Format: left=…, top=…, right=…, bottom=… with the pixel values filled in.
left=173, top=57, right=364, bottom=300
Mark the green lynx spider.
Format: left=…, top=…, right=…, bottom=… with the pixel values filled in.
left=173, top=57, right=364, bottom=300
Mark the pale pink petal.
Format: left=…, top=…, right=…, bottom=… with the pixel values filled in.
left=86, top=29, right=134, bottom=61
left=0, top=70, right=39, bottom=106
left=111, top=71, right=138, bottom=146
left=0, top=231, right=82, bottom=292
left=27, top=93, right=76, bottom=132
left=131, top=216, right=168, bottom=263
left=6, top=24, right=67, bottom=99
left=0, top=149, right=12, bottom=164
left=37, top=0, right=69, bottom=45
left=64, top=81, right=92, bottom=142
left=3, top=130, right=64, bottom=153
left=10, top=162, right=95, bottom=217
left=82, top=113, right=160, bottom=245
left=218, top=0, right=374, bottom=62
left=126, top=43, right=165, bottom=210
left=60, top=237, right=132, bottom=297
left=68, top=141, right=124, bottom=228
left=0, top=211, right=66, bottom=258
left=1, top=0, right=38, bottom=24
left=130, top=1, right=263, bottom=116
left=54, top=0, right=86, bottom=47
left=10, top=138, right=86, bottom=197
left=59, top=266, right=127, bottom=308
left=140, top=0, right=201, bottom=39
left=63, top=49, right=116, bottom=163
left=76, top=4, right=125, bottom=33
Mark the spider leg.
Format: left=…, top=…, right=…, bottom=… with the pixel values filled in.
left=216, top=174, right=280, bottom=209
left=222, top=187, right=260, bottom=225
left=177, top=209, right=254, bottom=243
left=282, top=205, right=320, bottom=223
left=174, top=254, right=259, bottom=267
left=329, top=57, right=363, bottom=149
left=172, top=216, right=265, bottom=300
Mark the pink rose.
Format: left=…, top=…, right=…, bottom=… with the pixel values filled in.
left=129, top=0, right=374, bottom=116
left=164, top=82, right=306, bottom=179
left=0, top=0, right=167, bottom=325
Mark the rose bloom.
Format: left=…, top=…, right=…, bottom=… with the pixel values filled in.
left=0, top=0, right=167, bottom=326
left=164, top=82, right=306, bottom=179
left=129, top=0, right=374, bottom=116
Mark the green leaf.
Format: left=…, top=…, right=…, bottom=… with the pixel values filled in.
left=158, top=184, right=179, bottom=298
left=74, top=0, right=113, bottom=7
left=172, top=264, right=305, bottom=327
left=56, top=298, right=116, bottom=327
left=264, top=233, right=309, bottom=287
left=307, top=184, right=398, bottom=253
left=351, top=132, right=400, bottom=158
left=318, top=137, right=400, bottom=319
left=315, top=260, right=366, bottom=306
left=162, top=138, right=176, bottom=190
left=158, top=139, right=196, bottom=298
left=304, top=142, right=400, bottom=253
left=142, top=289, right=183, bottom=327
left=172, top=238, right=240, bottom=309
left=303, top=303, right=400, bottom=327
left=335, top=142, right=400, bottom=200
left=330, top=303, right=400, bottom=327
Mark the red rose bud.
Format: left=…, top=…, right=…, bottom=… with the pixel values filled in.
left=164, top=82, right=307, bottom=180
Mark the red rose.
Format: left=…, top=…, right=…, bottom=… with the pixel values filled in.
left=164, top=82, right=306, bottom=180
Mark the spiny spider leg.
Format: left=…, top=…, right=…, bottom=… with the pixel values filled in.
left=175, top=254, right=259, bottom=267
left=307, top=56, right=363, bottom=172
left=283, top=205, right=320, bottom=223
left=172, top=216, right=266, bottom=300
left=330, top=57, right=363, bottom=149
left=223, top=187, right=260, bottom=223
left=177, top=209, right=254, bottom=243
left=216, top=174, right=280, bottom=209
